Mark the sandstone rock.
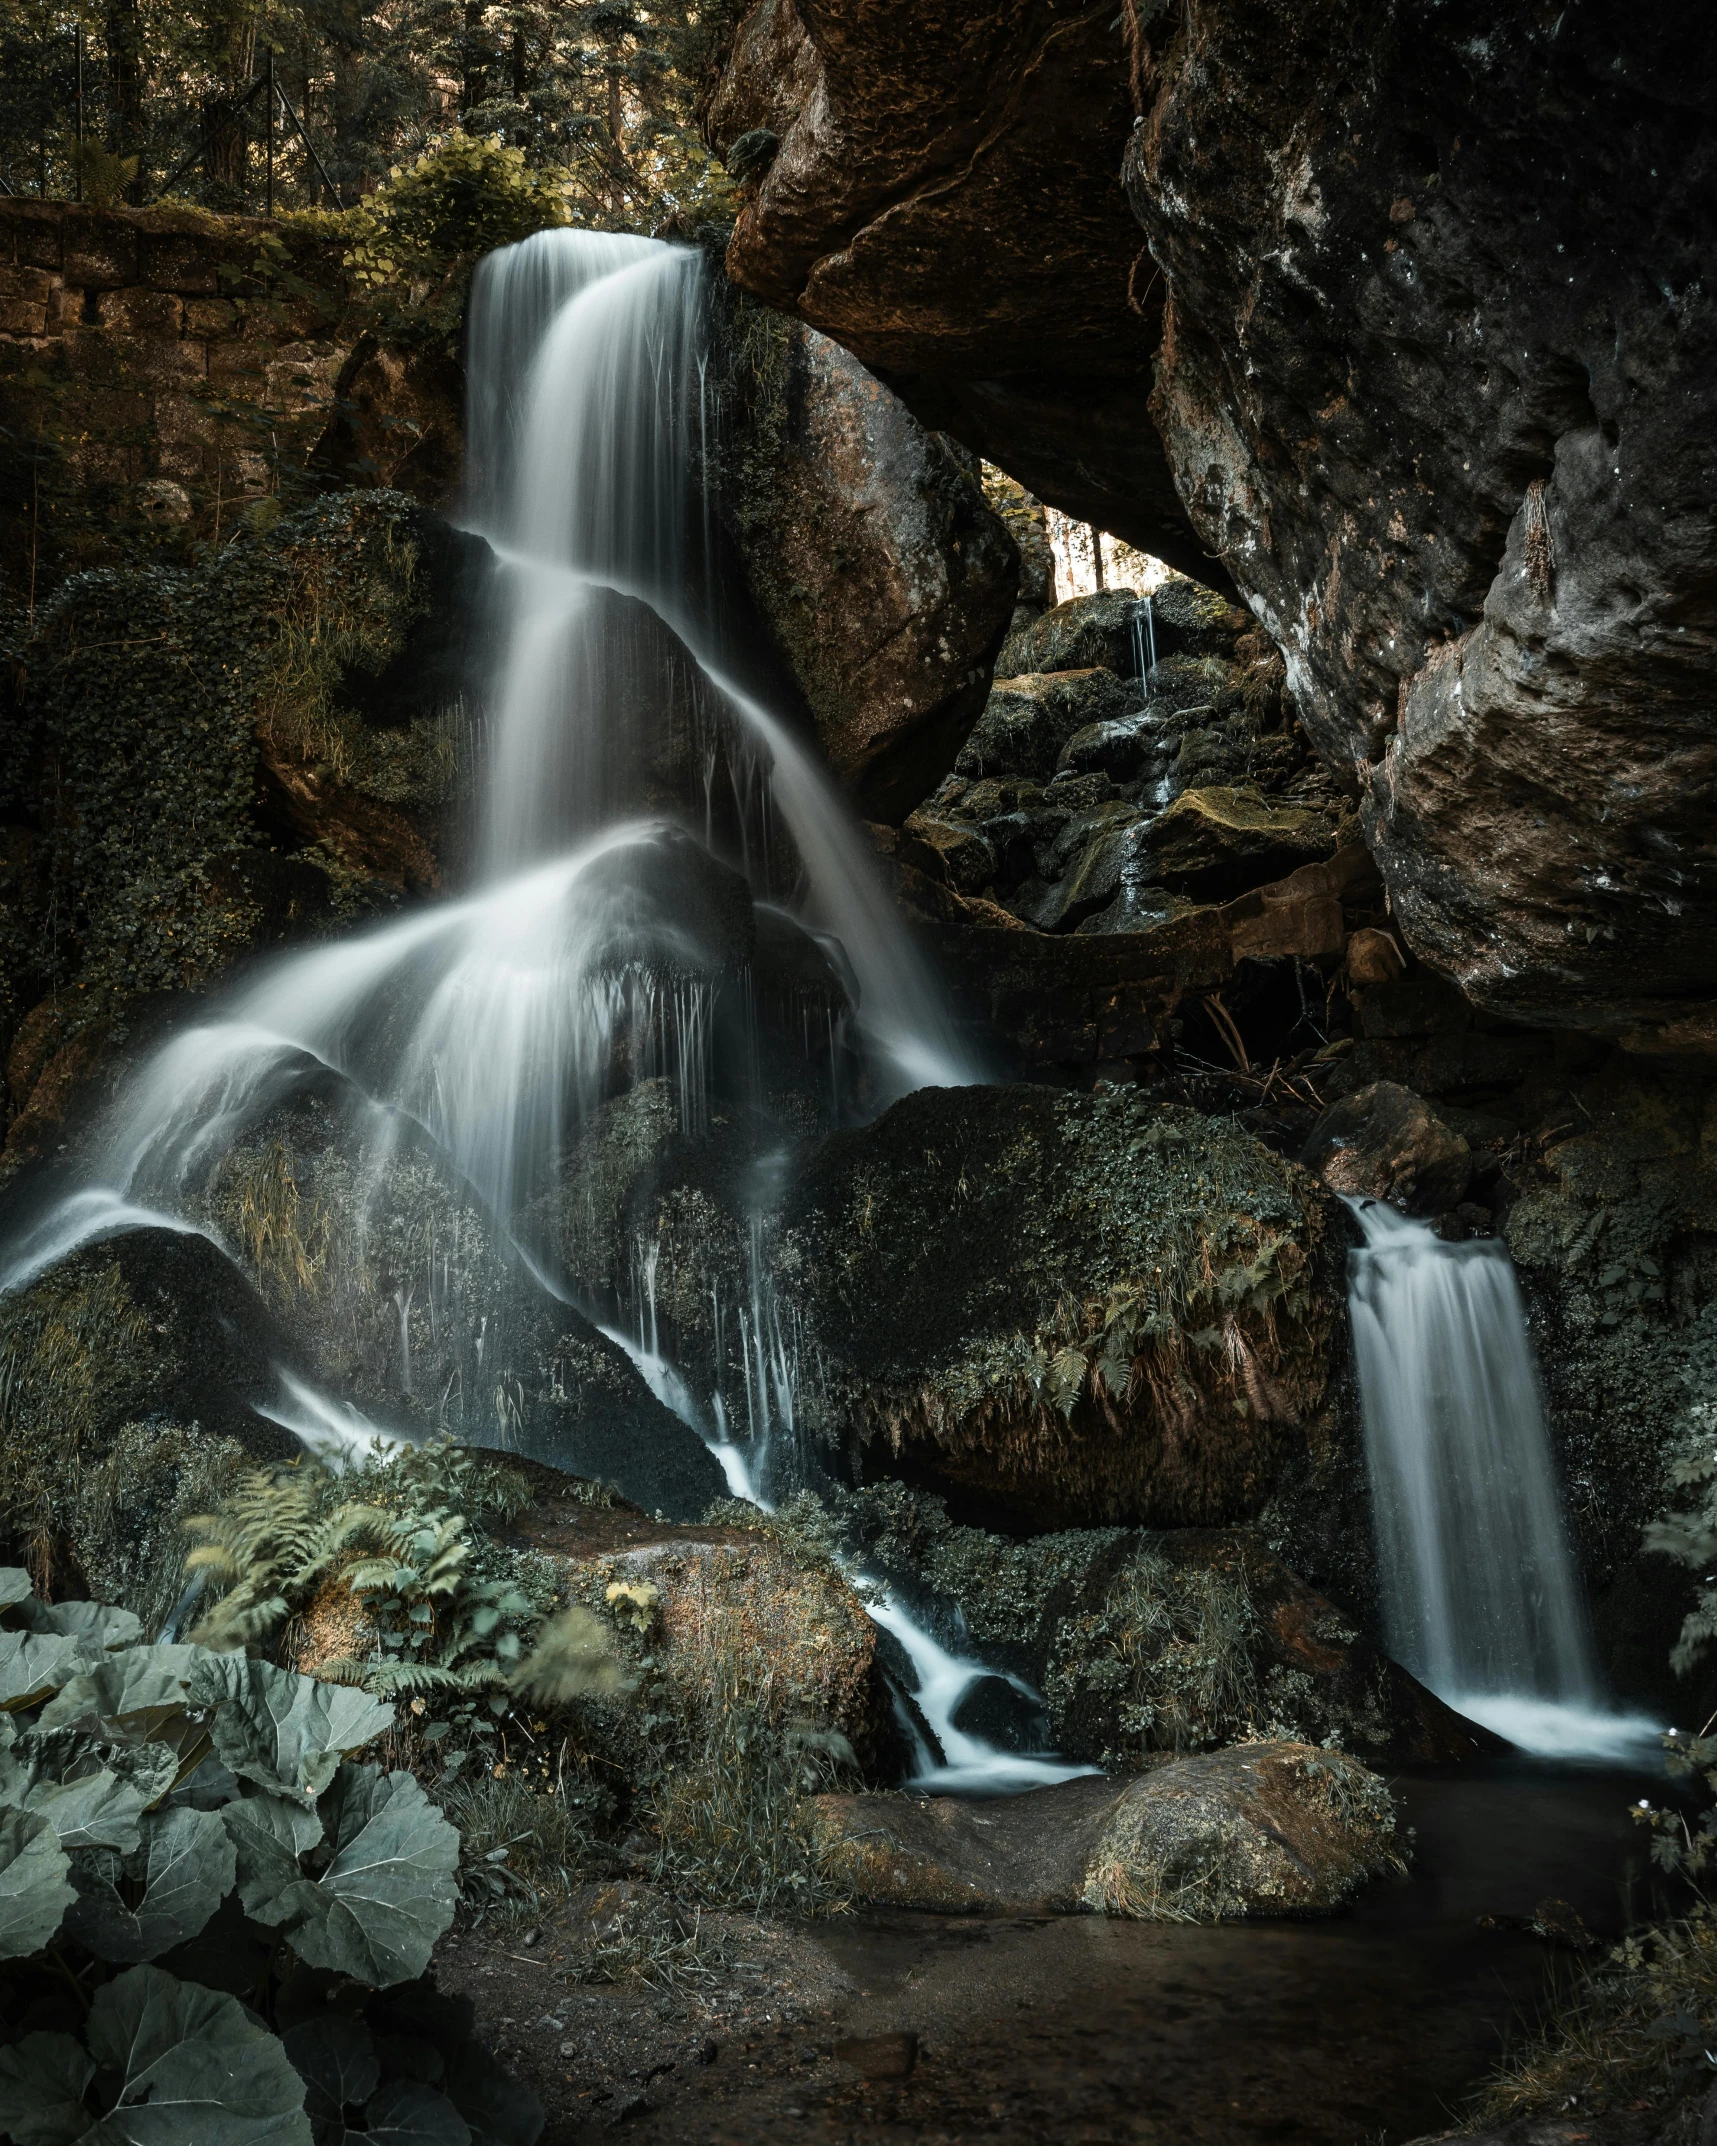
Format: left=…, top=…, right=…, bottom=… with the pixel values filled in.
left=1143, top=787, right=1343, bottom=899
left=1302, top=1081, right=1472, bottom=1215
left=717, top=301, right=1017, bottom=819
left=813, top=1741, right=1403, bottom=1919
left=777, top=1083, right=1341, bottom=1526
left=1121, top=4, right=1717, bottom=1032
left=700, top=0, right=1215, bottom=581
left=1345, top=928, right=1407, bottom=988
left=706, top=4, right=1717, bottom=1032
left=954, top=668, right=1139, bottom=781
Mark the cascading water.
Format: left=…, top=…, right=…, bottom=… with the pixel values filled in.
left=1348, top=1199, right=1655, bottom=1759
left=0, top=227, right=1070, bottom=1793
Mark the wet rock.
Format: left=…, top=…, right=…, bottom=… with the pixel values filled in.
left=1056, top=711, right=1170, bottom=785
left=1302, top=1080, right=1473, bottom=1215
left=948, top=1673, right=1053, bottom=1756
left=954, top=669, right=1140, bottom=782
left=194, top=1085, right=726, bottom=1519
left=717, top=300, right=1016, bottom=820
left=578, top=827, right=757, bottom=984
left=813, top=1743, right=1403, bottom=1919
left=997, top=591, right=1153, bottom=682
left=1143, top=786, right=1344, bottom=900
left=777, top=1083, right=1341, bottom=1528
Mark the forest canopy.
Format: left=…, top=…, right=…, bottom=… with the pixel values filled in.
left=0, top=0, right=733, bottom=226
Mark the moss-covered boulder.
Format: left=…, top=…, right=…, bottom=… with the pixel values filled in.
left=506, top=1476, right=884, bottom=1763
left=195, top=1085, right=726, bottom=1517
left=777, top=1083, right=1342, bottom=1527
left=812, top=1742, right=1403, bottom=1919
left=996, top=589, right=1152, bottom=680
left=953, top=669, right=1140, bottom=782
left=0, top=1228, right=294, bottom=1601
left=1142, top=785, right=1343, bottom=899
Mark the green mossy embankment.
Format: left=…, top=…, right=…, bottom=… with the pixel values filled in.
left=776, top=1082, right=1343, bottom=1527
left=1, top=487, right=482, bottom=1153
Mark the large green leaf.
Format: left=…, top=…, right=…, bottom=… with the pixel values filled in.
left=278, top=1767, right=458, bottom=1987
left=0, top=1807, right=75, bottom=1960
left=0, top=2030, right=97, bottom=2145
left=64, top=1807, right=236, bottom=1962
left=359, top=2081, right=472, bottom=2146
left=224, top=1792, right=324, bottom=1922
left=190, top=1657, right=394, bottom=1806
left=14, top=1602, right=144, bottom=1652
left=78, top=1965, right=311, bottom=2146
left=0, top=1731, right=178, bottom=1853
left=36, top=1646, right=219, bottom=1784
left=38, top=1645, right=215, bottom=1731
left=281, top=2016, right=380, bottom=2127
left=0, top=1632, right=103, bottom=1711
left=0, top=1567, right=35, bottom=1614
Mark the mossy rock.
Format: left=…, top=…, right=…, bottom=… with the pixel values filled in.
left=0, top=1228, right=295, bottom=1598
left=1142, top=785, right=1341, bottom=899
left=776, top=1084, right=1342, bottom=1527
left=996, top=589, right=1152, bottom=680
left=196, top=1083, right=727, bottom=1517
left=954, top=669, right=1140, bottom=781
left=822, top=1484, right=1486, bottom=1766
left=812, top=1743, right=1403, bottom=1920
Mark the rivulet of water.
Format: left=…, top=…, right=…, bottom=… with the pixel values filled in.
left=1347, top=1200, right=1655, bottom=1759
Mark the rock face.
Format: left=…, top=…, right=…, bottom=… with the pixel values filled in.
left=813, top=1741, right=1404, bottom=1918
left=699, top=0, right=1218, bottom=585
left=902, top=582, right=1355, bottom=940
left=778, top=1083, right=1342, bottom=1527
left=1124, top=3, right=1717, bottom=1035
left=707, top=3, right=1717, bottom=1036
left=717, top=296, right=1017, bottom=820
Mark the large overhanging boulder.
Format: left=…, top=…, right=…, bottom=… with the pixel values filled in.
left=775, top=1083, right=1342, bottom=1526
left=704, top=1, right=1717, bottom=1037
left=699, top=0, right=1219, bottom=585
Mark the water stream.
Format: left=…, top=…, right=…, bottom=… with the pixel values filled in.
left=1347, top=1199, right=1656, bottom=1759
left=0, top=228, right=1060, bottom=1795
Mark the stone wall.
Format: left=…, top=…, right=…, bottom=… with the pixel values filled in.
left=0, top=198, right=461, bottom=606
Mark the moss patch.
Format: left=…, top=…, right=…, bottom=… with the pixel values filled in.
left=779, top=1084, right=1340, bottom=1527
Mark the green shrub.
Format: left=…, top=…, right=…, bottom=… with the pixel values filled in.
left=0, top=1567, right=541, bottom=2143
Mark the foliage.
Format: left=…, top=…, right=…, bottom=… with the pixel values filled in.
left=1044, top=1549, right=1262, bottom=1760
left=0, top=1569, right=541, bottom=2145
left=181, top=1438, right=620, bottom=1783
left=342, top=134, right=572, bottom=339
left=436, top=1764, right=609, bottom=1930
left=0, top=0, right=728, bottom=228
left=1643, top=1398, right=1717, bottom=1678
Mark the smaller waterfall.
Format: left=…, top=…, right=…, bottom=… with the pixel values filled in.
left=1348, top=1200, right=1655, bottom=1759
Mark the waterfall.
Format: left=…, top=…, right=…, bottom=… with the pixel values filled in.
left=0, top=226, right=1068, bottom=1795
left=1348, top=1200, right=1655, bottom=1759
